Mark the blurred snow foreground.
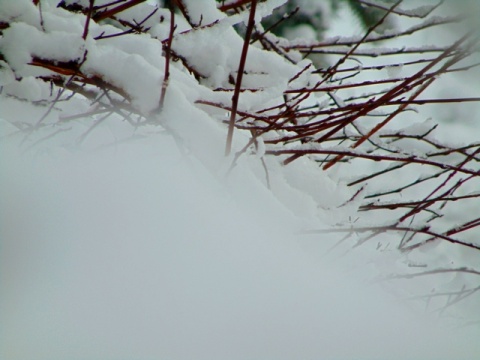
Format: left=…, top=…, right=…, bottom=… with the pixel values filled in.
left=1, top=0, right=480, bottom=359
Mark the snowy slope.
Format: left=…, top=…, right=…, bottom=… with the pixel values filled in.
left=1, top=0, right=480, bottom=359
left=3, top=133, right=480, bottom=360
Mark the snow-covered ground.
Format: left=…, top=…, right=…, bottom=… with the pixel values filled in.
left=1, top=1, right=479, bottom=359
left=2, top=136, right=480, bottom=360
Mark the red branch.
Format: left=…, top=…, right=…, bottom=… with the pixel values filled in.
left=92, top=0, right=146, bottom=22
left=225, top=0, right=257, bottom=156
left=159, top=5, right=175, bottom=111
left=82, top=0, right=95, bottom=40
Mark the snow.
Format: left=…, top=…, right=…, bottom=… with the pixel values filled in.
left=0, top=60, right=15, bottom=86
left=329, top=91, right=346, bottom=107
left=3, top=135, right=480, bottom=360
left=2, top=76, right=51, bottom=102
left=1, top=22, right=85, bottom=71
left=255, top=135, right=266, bottom=158
left=0, top=0, right=38, bottom=25
left=363, top=0, right=439, bottom=18
left=1, top=0, right=480, bottom=359
left=386, top=63, right=403, bottom=78
left=224, top=0, right=288, bottom=26
left=181, top=0, right=226, bottom=25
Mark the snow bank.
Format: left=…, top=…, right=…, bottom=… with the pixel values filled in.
left=1, top=0, right=480, bottom=358
left=2, top=139, right=479, bottom=360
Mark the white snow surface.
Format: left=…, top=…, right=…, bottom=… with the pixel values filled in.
left=1, top=0, right=480, bottom=359
left=2, top=134, right=480, bottom=360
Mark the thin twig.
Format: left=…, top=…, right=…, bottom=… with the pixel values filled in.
left=159, top=5, right=175, bottom=111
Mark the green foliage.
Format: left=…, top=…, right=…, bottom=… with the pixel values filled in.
left=341, top=0, right=388, bottom=30
left=260, top=1, right=328, bottom=40
left=216, top=0, right=393, bottom=41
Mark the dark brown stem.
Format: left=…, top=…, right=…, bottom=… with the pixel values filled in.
left=159, top=5, right=175, bottom=111
left=93, top=0, right=146, bottom=22
left=82, top=0, right=95, bottom=40
left=219, top=0, right=254, bottom=12
left=225, top=0, right=257, bottom=156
